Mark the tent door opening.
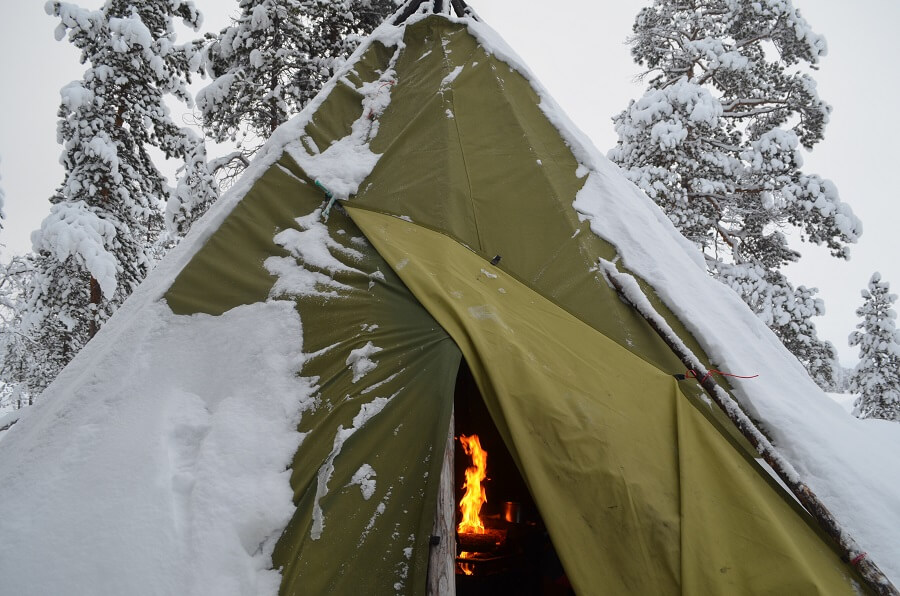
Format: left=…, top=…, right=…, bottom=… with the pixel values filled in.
left=451, top=360, right=573, bottom=596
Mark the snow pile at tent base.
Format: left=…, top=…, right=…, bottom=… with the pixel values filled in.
left=0, top=15, right=409, bottom=596
left=0, top=301, right=311, bottom=595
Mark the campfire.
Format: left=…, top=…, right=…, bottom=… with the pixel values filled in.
left=451, top=364, right=558, bottom=591
left=456, top=434, right=507, bottom=575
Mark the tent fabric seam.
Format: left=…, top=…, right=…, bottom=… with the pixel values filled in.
left=440, top=29, right=484, bottom=253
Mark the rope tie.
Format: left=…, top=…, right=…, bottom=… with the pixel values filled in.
left=684, top=369, right=759, bottom=384
left=851, top=552, right=868, bottom=566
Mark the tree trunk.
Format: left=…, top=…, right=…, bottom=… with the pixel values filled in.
left=88, top=275, right=102, bottom=339
left=426, top=408, right=455, bottom=595
left=270, top=16, right=281, bottom=136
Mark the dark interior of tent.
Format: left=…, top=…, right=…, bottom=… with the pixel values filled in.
left=452, top=360, right=573, bottom=596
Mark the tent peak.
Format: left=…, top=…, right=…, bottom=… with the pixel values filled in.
left=393, top=0, right=476, bottom=24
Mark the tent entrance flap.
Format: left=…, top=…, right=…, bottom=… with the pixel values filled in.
left=348, top=206, right=866, bottom=596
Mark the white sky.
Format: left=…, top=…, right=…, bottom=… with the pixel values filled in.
left=0, top=0, right=897, bottom=366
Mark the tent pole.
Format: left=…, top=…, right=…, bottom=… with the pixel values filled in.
left=427, top=407, right=456, bottom=595
left=393, top=0, right=474, bottom=24
left=599, top=259, right=899, bottom=596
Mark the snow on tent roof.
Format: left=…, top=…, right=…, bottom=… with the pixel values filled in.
left=0, top=4, right=898, bottom=596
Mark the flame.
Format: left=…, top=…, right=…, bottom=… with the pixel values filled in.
left=457, top=434, right=488, bottom=535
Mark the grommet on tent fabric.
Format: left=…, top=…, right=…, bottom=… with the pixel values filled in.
left=490, top=255, right=501, bottom=265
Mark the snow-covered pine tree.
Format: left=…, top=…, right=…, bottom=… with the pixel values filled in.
left=849, top=273, right=900, bottom=422
left=0, top=254, right=36, bottom=409
left=609, top=0, right=858, bottom=388
left=17, top=0, right=208, bottom=396
left=197, top=0, right=397, bottom=166
left=0, top=157, right=33, bottom=409
left=165, top=129, right=219, bottom=238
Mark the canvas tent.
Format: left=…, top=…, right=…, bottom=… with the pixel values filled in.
left=1, top=2, right=898, bottom=595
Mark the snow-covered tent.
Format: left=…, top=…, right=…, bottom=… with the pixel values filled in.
left=1, top=2, right=899, bottom=595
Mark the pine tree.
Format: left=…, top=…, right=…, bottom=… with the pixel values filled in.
left=0, top=254, right=37, bottom=409
left=18, top=0, right=207, bottom=396
left=0, top=159, right=32, bottom=409
left=197, top=0, right=396, bottom=165
left=849, top=273, right=900, bottom=422
left=165, top=129, right=219, bottom=238
left=608, top=0, right=859, bottom=387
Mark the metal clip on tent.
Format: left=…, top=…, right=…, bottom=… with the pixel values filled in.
left=315, top=180, right=337, bottom=222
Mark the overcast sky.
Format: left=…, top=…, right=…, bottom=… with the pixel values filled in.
left=0, top=0, right=897, bottom=366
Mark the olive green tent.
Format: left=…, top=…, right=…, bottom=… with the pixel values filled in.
left=7, top=3, right=890, bottom=596
left=157, top=5, right=878, bottom=595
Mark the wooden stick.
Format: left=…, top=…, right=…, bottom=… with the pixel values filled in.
left=426, top=408, right=456, bottom=595
left=599, top=259, right=898, bottom=596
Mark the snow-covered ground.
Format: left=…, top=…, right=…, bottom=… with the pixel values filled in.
left=0, top=301, right=312, bottom=596
left=827, top=392, right=857, bottom=414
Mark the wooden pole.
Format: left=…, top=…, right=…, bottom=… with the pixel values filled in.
left=426, top=408, right=456, bottom=595
left=599, top=259, right=899, bottom=596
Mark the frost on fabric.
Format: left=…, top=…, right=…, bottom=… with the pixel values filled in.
left=349, top=463, right=377, bottom=500
left=311, top=393, right=396, bottom=540
left=346, top=341, right=383, bottom=383
left=286, top=42, right=404, bottom=202
left=361, top=370, right=402, bottom=396
left=276, top=210, right=365, bottom=272
left=440, top=65, right=464, bottom=89
left=0, top=301, right=312, bottom=596
left=467, top=305, right=509, bottom=331
left=265, top=208, right=366, bottom=299
left=358, top=487, right=392, bottom=546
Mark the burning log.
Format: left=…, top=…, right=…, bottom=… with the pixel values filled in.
left=458, top=528, right=506, bottom=552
